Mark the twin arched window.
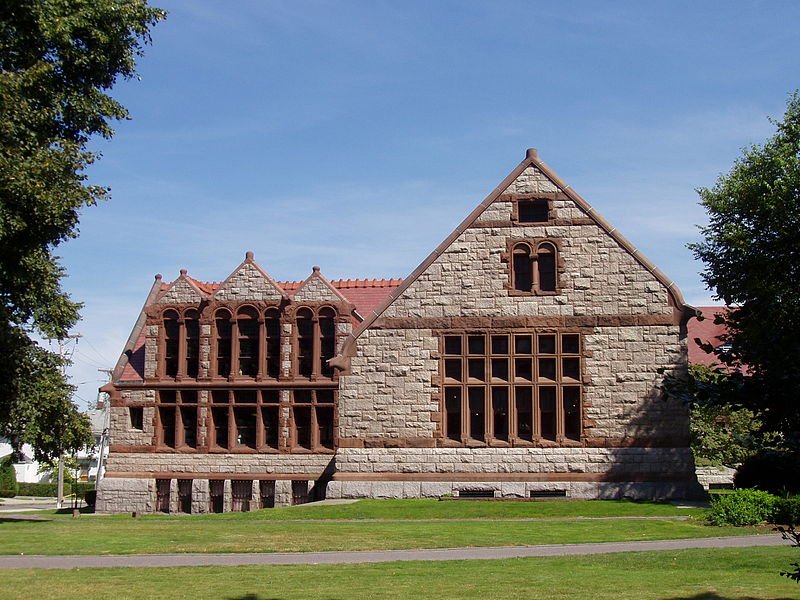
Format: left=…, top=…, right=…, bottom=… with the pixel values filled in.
left=161, top=309, right=200, bottom=379
left=295, top=307, right=336, bottom=378
left=511, top=241, right=557, bottom=293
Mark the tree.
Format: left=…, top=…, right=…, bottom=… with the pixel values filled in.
left=689, top=92, right=800, bottom=443
left=0, top=1, right=165, bottom=460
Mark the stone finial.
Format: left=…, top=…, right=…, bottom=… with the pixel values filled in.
left=180, top=269, right=187, bottom=276
left=526, top=148, right=539, bottom=159
left=155, top=274, right=163, bottom=281
left=246, top=251, right=254, bottom=261
left=312, top=265, right=320, bottom=273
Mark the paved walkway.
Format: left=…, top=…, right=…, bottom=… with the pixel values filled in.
left=0, top=534, right=788, bottom=570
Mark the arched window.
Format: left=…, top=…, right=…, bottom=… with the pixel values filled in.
left=237, top=306, right=260, bottom=378
left=264, top=308, right=280, bottom=379
left=184, top=309, right=200, bottom=378
left=296, top=308, right=314, bottom=378
left=509, top=240, right=558, bottom=294
left=512, top=243, right=533, bottom=292
left=537, top=242, right=557, bottom=292
left=163, top=310, right=180, bottom=378
left=319, top=307, right=336, bottom=377
left=215, top=309, right=232, bottom=378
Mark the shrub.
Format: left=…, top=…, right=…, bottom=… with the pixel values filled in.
left=708, top=488, right=777, bottom=526
left=0, top=457, right=17, bottom=497
left=773, top=497, right=800, bottom=526
left=84, top=489, right=97, bottom=508
left=16, top=482, right=95, bottom=498
left=735, top=450, right=800, bottom=495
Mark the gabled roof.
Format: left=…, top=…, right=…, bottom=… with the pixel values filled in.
left=212, top=251, right=287, bottom=301
left=292, top=266, right=351, bottom=304
left=338, top=148, right=696, bottom=357
left=155, top=270, right=209, bottom=304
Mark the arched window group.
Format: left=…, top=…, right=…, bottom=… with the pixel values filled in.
left=212, top=306, right=282, bottom=380
left=159, top=304, right=339, bottom=381
left=295, top=306, right=336, bottom=379
left=511, top=241, right=557, bottom=294
left=160, top=309, right=200, bottom=379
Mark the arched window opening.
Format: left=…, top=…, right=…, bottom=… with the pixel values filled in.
left=184, top=309, right=200, bottom=378
left=215, top=309, right=232, bottom=378
left=319, top=307, right=336, bottom=377
left=237, top=306, right=260, bottom=378
left=265, top=308, right=280, bottom=379
left=296, top=308, right=314, bottom=377
left=512, top=244, right=532, bottom=292
left=537, top=243, right=557, bottom=292
left=163, top=310, right=179, bottom=378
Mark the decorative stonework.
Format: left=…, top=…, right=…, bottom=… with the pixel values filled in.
left=214, top=262, right=284, bottom=301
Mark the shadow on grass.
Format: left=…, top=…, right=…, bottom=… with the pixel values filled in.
left=227, top=596, right=345, bottom=600
left=661, top=593, right=797, bottom=599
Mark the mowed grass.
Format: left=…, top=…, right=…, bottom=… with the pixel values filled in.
left=0, top=517, right=755, bottom=556
left=3, top=547, right=798, bottom=600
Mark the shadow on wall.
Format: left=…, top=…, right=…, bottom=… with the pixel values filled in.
left=597, top=377, right=705, bottom=501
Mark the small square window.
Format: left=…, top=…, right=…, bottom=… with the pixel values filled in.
left=518, top=199, right=549, bottom=223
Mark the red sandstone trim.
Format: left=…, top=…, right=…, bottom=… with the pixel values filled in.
left=103, top=471, right=322, bottom=480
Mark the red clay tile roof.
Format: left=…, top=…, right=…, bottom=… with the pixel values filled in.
left=119, top=328, right=146, bottom=381
left=687, top=306, right=729, bottom=367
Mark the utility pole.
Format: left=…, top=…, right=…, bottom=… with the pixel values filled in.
left=94, top=369, right=113, bottom=483
left=47, top=334, right=81, bottom=510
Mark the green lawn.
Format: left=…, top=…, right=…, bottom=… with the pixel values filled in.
left=3, top=547, right=798, bottom=600
left=34, top=498, right=708, bottom=520
left=0, top=516, right=757, bottom=556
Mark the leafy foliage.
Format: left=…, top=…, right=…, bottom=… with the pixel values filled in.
left=0, top=1, right=165, bottom=459
left=689, top=92, right=800, bottom=441
left=775, top=525, right=800, bottom=583
left=708, top=488, right=776, bottom=526
left=734, top=449, right=800, bottom=495
left=0, top=455, right=17, bottom=496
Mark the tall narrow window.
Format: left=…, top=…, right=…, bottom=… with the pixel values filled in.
left=319, top=307, right=336, bottom=377
left=215, top=310, right=232, bottom=378
left=512, top=244, right=532, bottom=292
left=180, top=406, right=197, bottom=448
left=163, top=310, right=179, bottom=378
left=159, top=406, right=176, bottom=448
left=264, top=308, right=280, bottom=379
left=296, top=308, right=314, bottom=377
left=237, top=307, right=259, bottom=378
left=537, top=243, right=557, bottom=292
left=184, top=309, right=200, bottom=378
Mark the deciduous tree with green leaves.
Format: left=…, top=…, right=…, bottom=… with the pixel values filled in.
left=0, top=1, right=165, bottom=460
left=690, top=92, right=800, bottom=443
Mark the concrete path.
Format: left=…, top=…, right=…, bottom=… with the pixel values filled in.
left=0, top=534, right=788, bottom=570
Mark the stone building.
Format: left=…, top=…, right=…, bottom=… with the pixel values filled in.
left=97, top=149, right=702, bottom=513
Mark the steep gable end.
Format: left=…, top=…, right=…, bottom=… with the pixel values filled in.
left=213, top=252, right=286, bottom=301
left=156, top=271, right=206, bottom=304
left=341, top=149, right=694, bottom=351
left=293, top=267, right=349, bottom=303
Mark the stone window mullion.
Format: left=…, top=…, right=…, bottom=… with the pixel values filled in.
left=229, top=318, right=239, bottom=381
left=256, top=317, right=266, bottom=380
left=311, top=317, right=321, bottom=380
left=176, top=319, right=187, bottom=380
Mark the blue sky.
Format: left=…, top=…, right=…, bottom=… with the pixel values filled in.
left=57, top=1, right=800, bottom=407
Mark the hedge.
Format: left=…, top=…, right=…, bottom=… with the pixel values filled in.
left=16, top=482, right=95, bottom=498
